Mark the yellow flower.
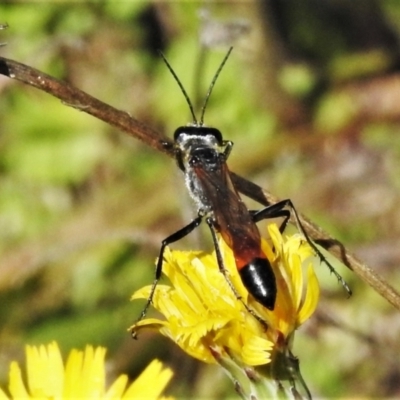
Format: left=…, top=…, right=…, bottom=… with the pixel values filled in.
left=131, top=223, right=319, bottom=367
left=0, top=342, right=173, bottom=400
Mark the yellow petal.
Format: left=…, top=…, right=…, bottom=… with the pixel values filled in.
left=297, top=263, right=320, bottom=325
left=26, top=342, right=64, bottom=397
left=81, top=346, right=106, bottom=397
left=288, top=253, right=303, bottom=312
left=123, top=360, right=173, bottom=399
left=104, top=374, right=128, bottom=399
left=241, top=335, right=273, bottom=366
left=63, top=348, right=83, bottom=397
left=8, top=362, right=29, bottom=399
left=0, top=387, right=9, bottom=400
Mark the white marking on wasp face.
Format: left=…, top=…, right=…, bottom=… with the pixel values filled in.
left=175, top=132, right=221, bottom=154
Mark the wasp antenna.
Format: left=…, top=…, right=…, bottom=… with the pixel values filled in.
left=158, top=50, right=198, bottom=125
left=199, top=47, right=233, bottom=126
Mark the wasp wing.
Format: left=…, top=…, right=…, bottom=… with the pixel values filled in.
left=192, top=161, right=261, bottom=262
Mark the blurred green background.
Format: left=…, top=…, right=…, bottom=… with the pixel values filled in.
left=0, top=1, right=400, bottom=398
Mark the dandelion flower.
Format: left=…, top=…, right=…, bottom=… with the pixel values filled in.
left=131, top=223, right=320, bottom=399
left=0, top=341, right=173, bottom=400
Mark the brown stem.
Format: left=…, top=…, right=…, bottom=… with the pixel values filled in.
left=1, top=56, right=399, bottom=310
left=0, top=56, right=173, bottom=155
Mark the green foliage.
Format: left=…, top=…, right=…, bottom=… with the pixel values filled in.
left=3, top=95, right=107, bottom=184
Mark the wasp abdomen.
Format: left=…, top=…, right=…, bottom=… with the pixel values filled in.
left=239, top=258, right=277, bottom=310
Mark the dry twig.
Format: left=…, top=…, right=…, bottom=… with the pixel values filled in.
left=0, top=56, right=399, bottom=310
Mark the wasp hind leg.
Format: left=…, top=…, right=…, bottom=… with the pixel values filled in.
left=251, top=199, right=351, bottom=297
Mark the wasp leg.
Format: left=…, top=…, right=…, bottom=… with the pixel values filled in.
left=250, top=201, right=291, bottom=233
left=252, top=199, right=351, bottom=296
left=132, top=215, right=203, bottom=336
left=205, top=217, right=269, bottom=330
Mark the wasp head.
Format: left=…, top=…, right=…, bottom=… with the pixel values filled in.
left=173, top=125, right=231, bottom=172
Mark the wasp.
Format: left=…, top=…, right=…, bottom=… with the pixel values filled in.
left=135, top=48, right=350, bottom=326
